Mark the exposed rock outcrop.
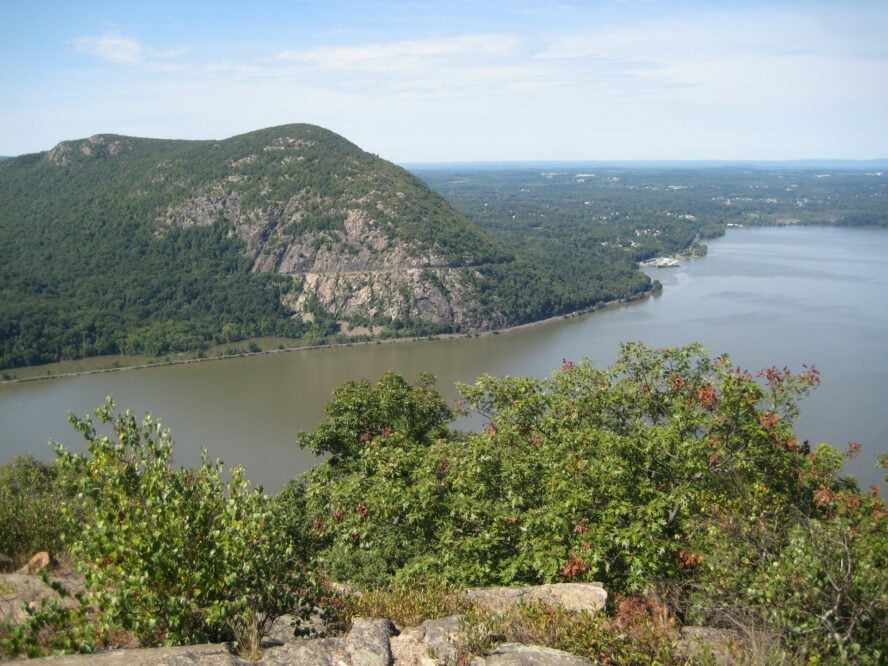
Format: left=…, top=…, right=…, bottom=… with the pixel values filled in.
left=1, top=578, right=609, bottom=665
left=470, top=643, right=596, bottom=665
left=0, top=573, right=83, bottom=626
left=19, top=615, right=598, bottom=666
left=19, top=643, right=241, bottom=665
left=161, top=181, right=496, bottom=332
left=150, top=125, right=506, bottom=333
left=15, top=551, right=50, bottom=575
left=464, top=583, right=607, bottom=615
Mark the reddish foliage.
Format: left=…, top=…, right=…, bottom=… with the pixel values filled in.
left=677, top=550, right=703, bottom=568
left=560, top=551, right=587, bottom=580
left=696, top=383, right=718, bottom=409
left=814, top=487, right=835, bottom=508
left=759, top=365, right=792, bottom=389
left=669, top=374, right=686, bottom=391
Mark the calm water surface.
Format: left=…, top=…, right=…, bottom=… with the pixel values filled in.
left=2, top=226, right=886, bottom=492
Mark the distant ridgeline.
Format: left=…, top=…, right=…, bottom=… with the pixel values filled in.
left=2, top=125, right=883, bottom=370
left=412, top=162, right=888, bottom=246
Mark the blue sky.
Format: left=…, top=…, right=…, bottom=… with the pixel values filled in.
left=2, top=0, right=886, bottom=162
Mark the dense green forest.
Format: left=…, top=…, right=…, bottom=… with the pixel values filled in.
left=0, top=126, right=515, bottom=370
left=414, top=164, right=888, bottom=243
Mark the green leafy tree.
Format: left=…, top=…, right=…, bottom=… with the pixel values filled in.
left=296, top=371, right=452, bottom=464
left=295, top=345, right=833, bottom=589
left=51, top=398, right=317, bottom=650
left=287, top=343, right=888, bottom=661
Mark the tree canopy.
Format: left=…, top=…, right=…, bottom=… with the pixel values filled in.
left=282, top=344, right=887, bottom=661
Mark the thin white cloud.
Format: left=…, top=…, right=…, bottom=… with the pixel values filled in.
left=70, top=31, right=186, bottom=71
left=279, top=33, right=523, bottom=72
left=531, top=6, right=888, bottom=111
left=71, top=32, right=145, bottom=65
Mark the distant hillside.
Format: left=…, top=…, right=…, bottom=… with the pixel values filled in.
left=1, top=125, right=672, bottom=371
left=0, top=125, right=525, bottom=369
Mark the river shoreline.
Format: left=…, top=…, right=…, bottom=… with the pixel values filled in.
left=0, top=291, right=655, bottom=386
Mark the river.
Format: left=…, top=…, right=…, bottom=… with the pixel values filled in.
left=1, top=226, right=886, bottom=492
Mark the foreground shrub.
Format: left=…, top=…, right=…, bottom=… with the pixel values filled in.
left=339, top=580, right=473, bottom=629
left=471, top=595, right=678, bottom=666
left=0, top=456, right=73, bottom=571
left=44, top=398, right=317, bottom=652
left=295, top=344, right=832, bottom=589
left=290, top=343, right=887, bottom=662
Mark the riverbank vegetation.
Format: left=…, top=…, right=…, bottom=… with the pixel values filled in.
left=2, top=344, right=886, bottom=663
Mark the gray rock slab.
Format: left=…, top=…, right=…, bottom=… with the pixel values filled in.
left=470, top=643, right=596, bottom=666
left=261, top=636, right=348, bottom=665
left=345, top=617, right=396, bottom=666
left=464, top=583, right=607, bottom=615
left=0, top=573, right=84, bottom=625
left=20, top=644, right=241, bottom=665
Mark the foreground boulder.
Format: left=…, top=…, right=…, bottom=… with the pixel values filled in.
left=19, top=618, right=599, bottom=665
left=0, top=574, right=83, bottom=626
left=15, top=644, right=240, bottom=665
left=471, top=643, right=596, bottom=665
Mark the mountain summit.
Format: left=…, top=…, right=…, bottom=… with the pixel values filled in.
left=0, top=124, right=511, bottom=368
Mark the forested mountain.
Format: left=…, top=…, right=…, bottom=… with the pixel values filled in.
left=1, top=126, right=488, bottom=368
left=0, top=125, right=550, bottom=370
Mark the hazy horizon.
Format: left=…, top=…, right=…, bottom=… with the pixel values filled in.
left=4, top=139, right=888, bottom=170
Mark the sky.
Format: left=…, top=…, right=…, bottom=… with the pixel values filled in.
left=1, top=0, right=887, bottom=163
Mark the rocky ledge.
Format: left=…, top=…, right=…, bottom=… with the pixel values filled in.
left=1, top=578, right=608, bottom=666
left=10, top=616, right=597, bottom=665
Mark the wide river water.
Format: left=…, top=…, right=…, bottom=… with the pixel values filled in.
left=2, top=226, right=886, bottom=492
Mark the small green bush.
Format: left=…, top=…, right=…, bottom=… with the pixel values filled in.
left=50, top=398, right=318, bottom=650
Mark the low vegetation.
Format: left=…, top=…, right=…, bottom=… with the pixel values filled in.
left=1, top=400, right=320, bottom=657
left=1, top=344, right=886, bottom=663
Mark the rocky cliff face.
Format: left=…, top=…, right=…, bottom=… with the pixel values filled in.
left=154, top=125, right=505, bottom=333
left=0, top=124, right=516, bottom=368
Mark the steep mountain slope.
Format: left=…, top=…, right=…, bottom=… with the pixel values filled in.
left=0, top=125, right=511, bottom=368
